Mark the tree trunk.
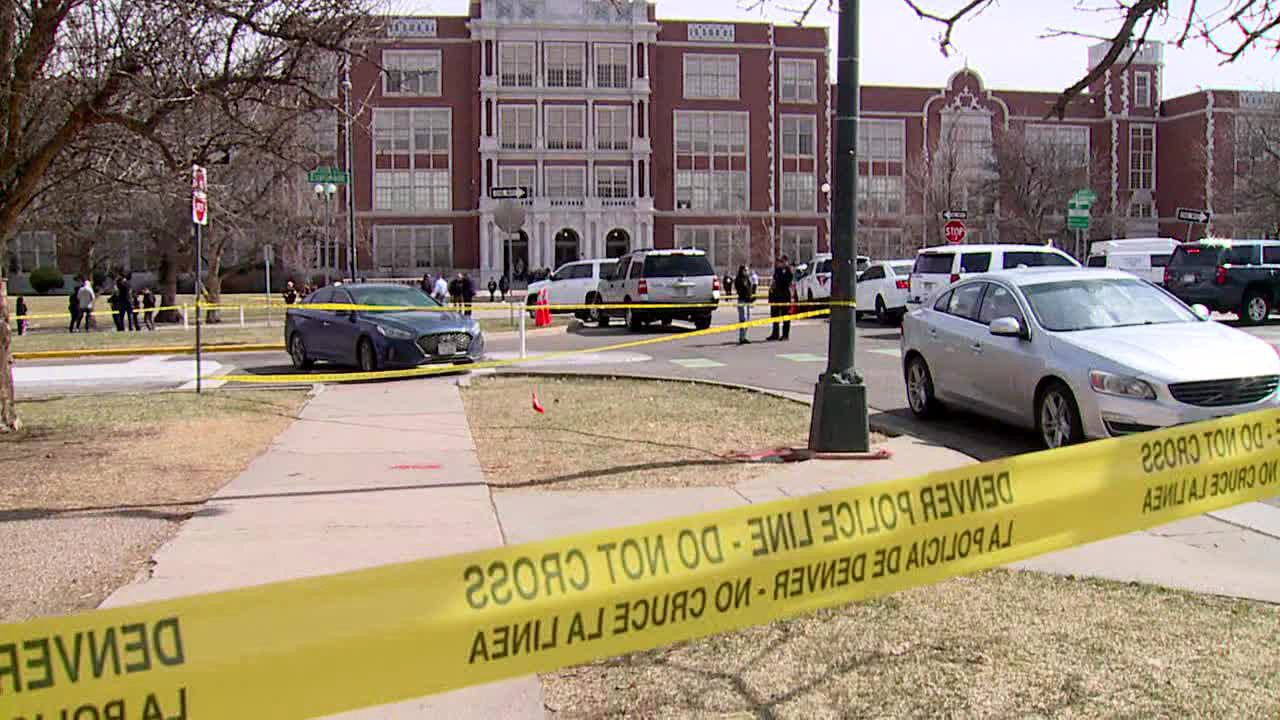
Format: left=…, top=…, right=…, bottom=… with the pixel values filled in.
left=204, top=260, right=223, bottom=324
left=0, top=277, right=20, bottom=432
left=156, top=241, right=179, bottom=323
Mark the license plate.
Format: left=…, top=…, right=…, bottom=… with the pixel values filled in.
left=1182, top=274, right=1196, bottom=283
left=675, top=287, right=688, bottom=297
left=438, top=342, right=456, bottom=356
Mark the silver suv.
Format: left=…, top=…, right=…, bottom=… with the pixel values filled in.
left=594, top=249, right=721, bottom=331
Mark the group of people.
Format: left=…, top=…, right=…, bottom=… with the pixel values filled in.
left=421, top=272, right=479, bottom=315
left=733, top=255, right=799, bottom=345
left=65, top=275, right=157, bottom=333
left=281, top=280, right=320, bottom=305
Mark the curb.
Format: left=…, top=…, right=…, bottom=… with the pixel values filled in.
left=15, top=343, right=285, bottom=360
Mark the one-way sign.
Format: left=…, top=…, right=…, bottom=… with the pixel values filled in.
left=490, top=186, right=530, bottom=200
left=941, top=209, right=967, bottom=221
left=1177, top=207, right=1212, bottom=224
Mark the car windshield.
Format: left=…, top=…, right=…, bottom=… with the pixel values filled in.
left=890, top=262, right=914, bottom=275
left=1022, top=278, right=1196, bottom=332
left=643, top=253, right=714, bottom=277
left=347, top=286, right=441, bottom=311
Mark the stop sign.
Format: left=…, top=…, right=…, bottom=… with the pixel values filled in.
left=944, top=220, right=966, bottom=244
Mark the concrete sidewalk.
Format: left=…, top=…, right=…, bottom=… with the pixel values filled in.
left=102, top=377, right=543, bottom=719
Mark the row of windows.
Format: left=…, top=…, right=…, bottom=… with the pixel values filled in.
left=674, top=226, right=819, bottom=272
left=498, top=43, right=631, bottom=90
left=373, top=226, right=453, bottom=269
left=498, top=105, right=633, bottom=150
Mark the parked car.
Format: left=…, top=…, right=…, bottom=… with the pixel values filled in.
left=285, top=283, right=484, bottom=372
left=525, top=258, right=614, bottom=322
left=594, top=249, right=720, bottom=331
left=796, top=253, right=870, bottom=303
left=1163, top=239, right=1280, bottom=325
left=907, top=244, right=1079, bottom=307
left=855, top=259, right=914, bottom=324
left=1086, top=237, right=1179, bottom=284
left=900, top=268, right=1280, bottom=449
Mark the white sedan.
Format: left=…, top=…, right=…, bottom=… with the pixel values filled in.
left=855, top=259, right=914, bottom=324
left=901, top=268, right=1280, bottom=449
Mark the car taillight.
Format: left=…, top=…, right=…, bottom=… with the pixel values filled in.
left=712, top=277, right=721, bottom=291
left=1215, top=266, right=1227, bottom=285
left=950, top=273, right=960, bottom=283
left=638, top=279, right=648, bottom=295
left=1163, top=267, right=1171, bottom=285
left=896, top=279, right=909, bottom=290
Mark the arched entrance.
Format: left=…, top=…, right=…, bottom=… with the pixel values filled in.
left=554, top=228, right=581, bottom=268
left=504, top=230, right=530, bottom=282
left=605, top=228, right=630, bottom=258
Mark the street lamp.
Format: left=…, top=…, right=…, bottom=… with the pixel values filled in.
left=314, top=182, right=337, bottom=283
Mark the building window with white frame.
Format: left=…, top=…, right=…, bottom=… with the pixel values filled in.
left=940, top=110, right=993, bottom=170
left=1134, top=71, right=1152, bottom=108
left=857, top=175, right=904, bottom=216
left=373, top=108, right=452, bottom=212
left=499, top=43, right=535, bottom=87
left=780, top=227, right=817, bottom=262
left=596, top=106, right=630, bottom=150
left=545, top=43, right=585, bottom=88
left=498, top=166, right=536, bottom=196
left=674, top=111, right=748, bottom=211
left=374, top=226, right=453, bottom=270
left=682, top=54, right=738, bottom=100
left=596, top=166, right=630, bottom=199
left=675, top=226, right=749, bottom=272
left=1025, top=124, right=1089, bottom=167
left=10, top=231, right=56, bottom=273
left=779, top=58, right=816, bottom=102
left=595, top=44, right=630, bottom=89
left=781, top=116, right=815, bottom=157
left=499, top=105, right=536, bottom=150
left=544, top=167, right=586, bottom=199
left=857, top=119, right=905, bottom=216
left=781, top=173, right=816, bottom=212
left=382, top=50, right=442, bottom=96
left=1129, top=198, right=1155, bottom=218
left=857, top=119, right=904, bottom=162
left=545, top=106, right=585, bottom=150
left=1129, top=124, right=1155, bottom=190
left=311, top=110, right=338, bottom=157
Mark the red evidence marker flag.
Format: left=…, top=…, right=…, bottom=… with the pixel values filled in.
left=532, top=392, right=545, bottom=414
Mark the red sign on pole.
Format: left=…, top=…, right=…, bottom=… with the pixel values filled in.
left=944, top=220, right=966, bottom=244
left=192, top=164, right=208, bottom=226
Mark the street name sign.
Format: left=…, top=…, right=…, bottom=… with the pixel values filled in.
left=490, top=186, right=530, bottom=200
left=1177, top=208, right=1212, bottom=224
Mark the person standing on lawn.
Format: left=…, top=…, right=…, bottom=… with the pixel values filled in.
left=461, top=273, right=476, bottom=316
left=498, top=274, right=509, bottom=301
left=14, top=296, right=27, bottom=336
left=767, top=255, right=795, bottom=341
left=283, top=281, right=299, bottom=305
left=68, top=284, right=82, bottom=332
left=77, top=278, right=95, bottom=331
left=142, top=288, right=157, bottom=330
left=733, top=265, right=754, bottom=345
left=487, top=277, right=497, bottom=302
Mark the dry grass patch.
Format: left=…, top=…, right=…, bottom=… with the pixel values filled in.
left=0, top=390, right=305, bottom=620
left=543, top=569, right=1280, bottom=719
left=12, top=324, right=282, bottom=353
left=462, top=375, right=884, bottom=490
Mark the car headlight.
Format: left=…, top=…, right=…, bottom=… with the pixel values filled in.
left=376, top=325, right=415, bottom=340
left=1089, top=370, right=1157, bottom=400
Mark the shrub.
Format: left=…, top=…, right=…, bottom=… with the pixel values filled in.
left=28, top=266, right=65, bottom=294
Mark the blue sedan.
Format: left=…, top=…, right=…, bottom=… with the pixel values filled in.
left=285, top=283, right=485, bottom=372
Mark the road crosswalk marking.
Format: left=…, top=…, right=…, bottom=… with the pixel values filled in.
left=777, top=353, right=826, bottom=363
left=670, top=358, right=726, bottom=369
left=868, top=348, right=902, bottom=358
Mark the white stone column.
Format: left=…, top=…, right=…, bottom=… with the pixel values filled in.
left=481, top=221, right=492, bottom=280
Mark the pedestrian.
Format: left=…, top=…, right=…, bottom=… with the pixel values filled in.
left=724, top=273, right=734, bottom=301
left=767, top=255, right=795, bottom=341
left=515, top=258, right=526, bottom=281
left=15, top=296, right=27, bottom=336
left=498, top=274, right=510, bottom=301
left=68, top=284, right=81, bottom=333
left=142, top=288, right=156, bottom=330
left=420, top=273, right=432, bottom=295
left=118, top=274, right=139, bottom=331
left=432, top=273, right=449, bottom=304
left=733, top=265, right=754, bottom=345
left=109, top=277, right=124, bottom=331
left=283, top=280, right=298, bottom=305
left=487, top=278, right=498, bottom=302
left=77, top=278, right=96, bottom=331
left=461, top=273, right=476, bottom=316
left=449, top=273, right=463, bottom=309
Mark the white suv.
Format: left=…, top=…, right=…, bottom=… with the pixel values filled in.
left=907, top=244, right=1079, bottom=306
left=526, top=258, right=614, bottom=321
left=595, top=249, right=720, bottom=331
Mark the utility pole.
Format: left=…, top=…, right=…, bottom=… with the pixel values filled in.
left=343, top=53, right=357, bottom=281
left=809, top=0, right=870, bottom=452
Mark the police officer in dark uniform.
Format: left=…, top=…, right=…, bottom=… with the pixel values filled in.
left=767, top=255, right=795, bottom=341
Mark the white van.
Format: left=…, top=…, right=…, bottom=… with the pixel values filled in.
left=907, top=244, right=1079, bottom=306
left=1086, top=238, right=1180, bottom=284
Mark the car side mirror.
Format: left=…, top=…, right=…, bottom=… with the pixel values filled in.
left=1190, top=304, right=1211, bottom=321
left=989, top=316, right=1025, bottom=338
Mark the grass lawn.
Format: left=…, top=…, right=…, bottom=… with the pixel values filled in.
left=12, top=324, right=283, bottom=353
left=0, top=390, right=306, bottom=621
left=462, top=375, right=884, bottom=490
left=542, top=570, right=1279, bottom=718
left=477, top=315, right=572, bottom=334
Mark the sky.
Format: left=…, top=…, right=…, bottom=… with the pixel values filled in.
left=404, top=0, right=1278, bottom=98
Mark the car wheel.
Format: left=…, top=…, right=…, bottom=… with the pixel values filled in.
left=626, top=306, right=642, bottom=331
left=1036, top=381, right=1084, bottom=450
left=905, top=355, right=941, bottom=419
left=594, top=297, right=610, bottom=328
left=875, top=296, right=889, bottom=325
left=694, top=314, right=712, bottom=331
left=289, top=333, right=313, bottom=370
left=1241, top=291, right=1270, bottom=326
left=357, top=338, right=378, bottom=373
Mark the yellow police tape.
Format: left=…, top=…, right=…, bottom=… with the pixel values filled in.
left=220, top=307, right=831, bottom=384
left=2, top=411, right=1277, bottom=717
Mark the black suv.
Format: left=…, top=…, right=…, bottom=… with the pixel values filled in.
left=1164, top=240, right=1280, bottom=325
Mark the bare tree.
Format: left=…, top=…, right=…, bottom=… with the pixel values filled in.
left=985, top=130, right=1096, bottom=246
left=0, top=0, right=376, bottom=430
left=1232, top=106, right=1280, bottom=236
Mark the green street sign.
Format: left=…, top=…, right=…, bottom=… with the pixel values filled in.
left=1067, top=214, right=1090, bottom=230
left=1071, top=189, right=1098, bottom=207
left=307, top=167, right=349, bottom=184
